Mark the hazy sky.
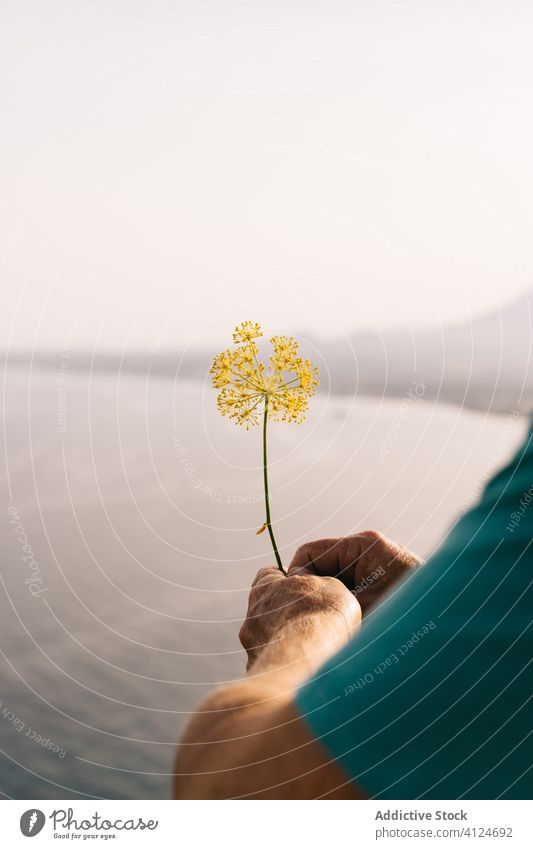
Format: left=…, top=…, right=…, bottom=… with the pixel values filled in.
left=1, top=0, right=533, bottom=352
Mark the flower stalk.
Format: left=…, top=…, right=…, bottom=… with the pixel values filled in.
left=210, top=321, right=319, bottom=575
left=262, top=406, right=285, bottom=574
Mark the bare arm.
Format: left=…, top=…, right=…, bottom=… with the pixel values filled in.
left=173, top=531, right=422, bottom=799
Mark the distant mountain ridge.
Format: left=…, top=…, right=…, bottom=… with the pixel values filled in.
left=4, top=291, right=532, bottom=414
left=319, top=289, right=533, bottom=413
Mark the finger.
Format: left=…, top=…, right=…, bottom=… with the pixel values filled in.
left=288, top=538, right=347, bottom=577
left=251, top=566, right=286, bottom=588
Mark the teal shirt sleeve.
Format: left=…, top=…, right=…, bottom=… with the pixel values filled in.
left=295, top=420, right=533, bottom=800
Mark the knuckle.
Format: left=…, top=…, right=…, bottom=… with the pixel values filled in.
left=294, top=542, right=312, bottom=561
left=249, top=583, right=262, bottom=600
left=359, top=529, right=384, bottom=545
left=321, top=574, right=338, bottom=586
left=252, top=566, right=276, bottom=587
left=287, top=573, right=315, bottom=590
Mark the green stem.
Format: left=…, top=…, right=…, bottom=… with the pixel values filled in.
left=262, top=405, right=286, bottom=575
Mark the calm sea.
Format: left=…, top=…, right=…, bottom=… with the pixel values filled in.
left=1, top=370, right=526, bottom=798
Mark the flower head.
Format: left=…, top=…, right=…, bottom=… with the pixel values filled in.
left=210, top=322, right=319, bottom=428
left=232, top=321, right=262, bottom=345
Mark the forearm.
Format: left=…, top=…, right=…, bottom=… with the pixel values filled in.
left=173, top=613, right=354, bottom=799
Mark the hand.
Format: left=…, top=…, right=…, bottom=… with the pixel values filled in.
left=239, top=566, right=361, bottom=672
left=288, top=529, right=423, bottom=614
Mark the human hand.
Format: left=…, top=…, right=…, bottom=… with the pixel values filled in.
left=288, top=530, right=422, bottom=614
left=239, top=566, right=361, bottom=672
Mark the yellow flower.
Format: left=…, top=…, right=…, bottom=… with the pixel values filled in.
left=232, top=321, right=263, bottom=345
left=270, top=335, right=299, bottom=371
left=211, top=321, right=320, bottom=575
left=210, top=322, right=319, bottom=428
left=296, top=357, right=320, bottom=392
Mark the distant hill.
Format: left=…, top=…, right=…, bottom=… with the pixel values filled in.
left=4, top=291, right=532, bottom=414
left=318, top=289, right=533, bottom=413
